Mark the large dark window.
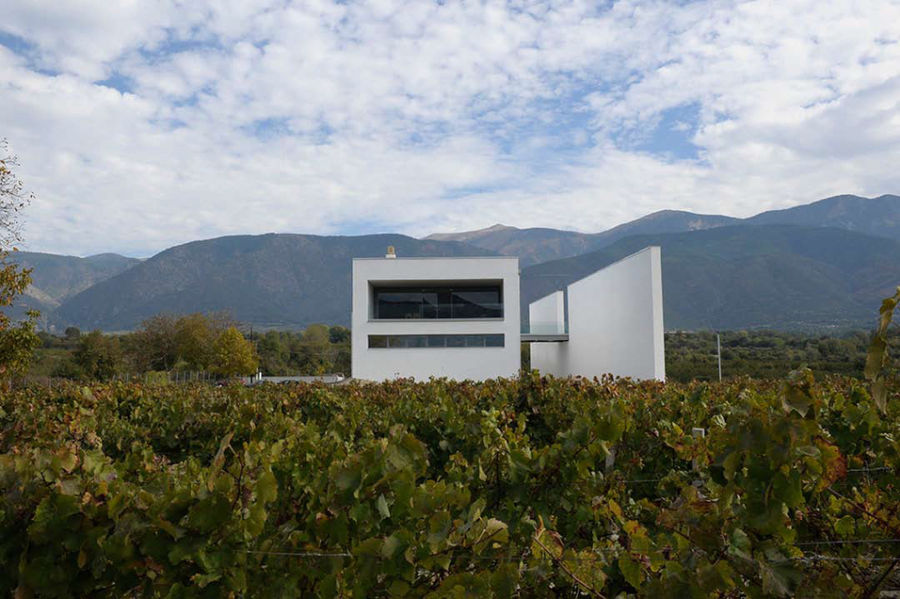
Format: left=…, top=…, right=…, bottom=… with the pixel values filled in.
left=373, top=284, right=502, bottom=319
left=369, top=334, right=504, bottom=348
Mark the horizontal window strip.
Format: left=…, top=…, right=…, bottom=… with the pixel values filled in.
left=368, top=334, right=504, bottom=349
left=373, top=285, right=503, bottom=320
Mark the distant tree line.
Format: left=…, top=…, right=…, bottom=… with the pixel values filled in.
left=29, top=314, right=350, bottom=381
left=664, top=329, right=899, bottom=382
left=25, top=316, right=898, bottom=383
left=32, top=313, right=259, bottom=380
left=253, top=324, right=350, bottom=376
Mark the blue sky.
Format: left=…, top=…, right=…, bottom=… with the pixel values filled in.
left=1, top=0, right=899, bottom=256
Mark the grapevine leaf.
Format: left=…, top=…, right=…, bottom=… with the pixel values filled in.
left=245, top=503, right=268, bottom=537
left=618, top=554, right=642, bottom=589
left=376, top=493, right=391, bottom=520
left=865, top=287, right=900, bottom=413
left=256, top=469, right=278, bottom=504
left=608, top=499, right=625, bottom=524
left=759, top=559, right=802, bottom=598
left=727, top=528, right=753, bottom=564
left=475, top=518, right=508, bottom=552
left=186, top=493, right=231, bottom=533
left=834, top=515, right=854, bottom=536
left=191, top=573, right=222, bottom=588
left=782, top=368, right=815, bottom=417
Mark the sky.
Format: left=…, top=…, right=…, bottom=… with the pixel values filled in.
left=1, top=0, right=899, bottom=257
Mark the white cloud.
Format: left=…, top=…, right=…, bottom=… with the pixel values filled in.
left=0, top=0, right=899, bottom=255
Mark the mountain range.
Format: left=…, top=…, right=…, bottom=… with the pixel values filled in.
left=428, top=194, right=900, bottom=266
left=5, top=193, right=900, bottom=332
left=521, top=224, right=900, bottom=330
left=52, top=234, right=490, bottom=331
left=7, top=252, right=141, bottom=323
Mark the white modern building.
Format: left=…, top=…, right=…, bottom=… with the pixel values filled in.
left=528, top=246, right=665, bottom=381
left=351, top=253, right=520, bottom=381
left=351, top=246, right=664, bottom=382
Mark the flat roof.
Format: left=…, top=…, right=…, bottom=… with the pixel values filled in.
left=353, top=256, right=518, bottom=261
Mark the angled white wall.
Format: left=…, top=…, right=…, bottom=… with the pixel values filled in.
left=530, top=246, right=665, bottom=381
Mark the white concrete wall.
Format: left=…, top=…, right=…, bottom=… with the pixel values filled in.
left=528, top=290, right=566, bottom=335
left=528, top=290, right=568, bottom=377
left=352, top=257, right=520, bottom=381
left=530, top=246, right=665, bottom=381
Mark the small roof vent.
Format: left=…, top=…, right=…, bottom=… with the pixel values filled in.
left=385, top=245, right=397, bottom=259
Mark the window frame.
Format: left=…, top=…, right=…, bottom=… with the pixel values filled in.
left=368, top=334, right=505, bottom=349
left=371, top=282, right=504, bottom=320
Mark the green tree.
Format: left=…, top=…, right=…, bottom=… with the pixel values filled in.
left=328, top=325, right=350, bottom=344
left=73, top=330, right=121, bottom=380
left=129, top=314, right=179, bottom=371
left=64, top=326, right=81, bottom=344
left=258, top=330, right=291, bottom=375
left=0, top=140, right=39, bottom=380
left=298, top=324, right=333, bottom=375
left=174, top=313, right=217, bottom=370
left=211, top=327, right=258, bottom=377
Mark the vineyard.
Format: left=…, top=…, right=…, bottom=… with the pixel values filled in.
left=0, top=370, right=898, bottom=598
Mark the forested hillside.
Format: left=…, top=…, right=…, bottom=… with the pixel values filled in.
left=6, top=252, right=139, bottom=320
left=53, top=234, right=492, bottom=331
left=6, top=194, right=899, bottom=332
left=522, top=224, right=900, bottom=330
left=428, top=194, right=900, bottom=266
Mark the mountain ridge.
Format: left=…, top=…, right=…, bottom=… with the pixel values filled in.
left=52, top=233, right=497, bottom=331
left=7, top=193, right=899, bottom=332
left=521, top=224, right=900, bottom=330
left=426, top=194, right=900, bottom=266
left=5, top=251, right=141, bottom=321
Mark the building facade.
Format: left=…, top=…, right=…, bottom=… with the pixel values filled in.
left=351, top=256, right=520, bottom=381
left=529, top=246, right=665, bottom=381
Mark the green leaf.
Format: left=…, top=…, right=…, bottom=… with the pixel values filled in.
left=782, top=368, right=815, bottom=417
left=381, top=534, right=405, bottom=559
left=186, top=493, right=231, bottom=533
left=865, top=336, right=887, bottom=380
left=864, top=287, right=900, bottom=414
left=207, top=432, right=233, bottom=491
left=387, top=580, right=410, bottom=596
left=834, top=515, right=854, bottom=536
left=334, top=462, right=362, bottom=494
left=29, top=494, right=80, bottom=537
left=596, top=401, right=626, bottom=442
left=618, top=554, right=642, bottom=589
left=191, top=572, right=222, bottom=588
left=81, top=449, right=109, bottom=476
left=168, top=538, right=204, bottom=565
left=728, top=528, right=753, bottom=563
left=871, top=380, right=887, bottom=414
left=772, top=471, right=804, bottom=508
left=256, top=469, right=278, bottom=504
left=475, top=518, right=508, bottom=551
left=759, top=559, right=803, bottom=598
left=245, top=503, right=268, bottom=537
left=376, top=493, right=391, bottom=520
left=354, top=537, right=383, bottom=557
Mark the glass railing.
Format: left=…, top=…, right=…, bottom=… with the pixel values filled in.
left=524, top=321, right=569, bottom=335
left=375, top=302, right=504, bottom=319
